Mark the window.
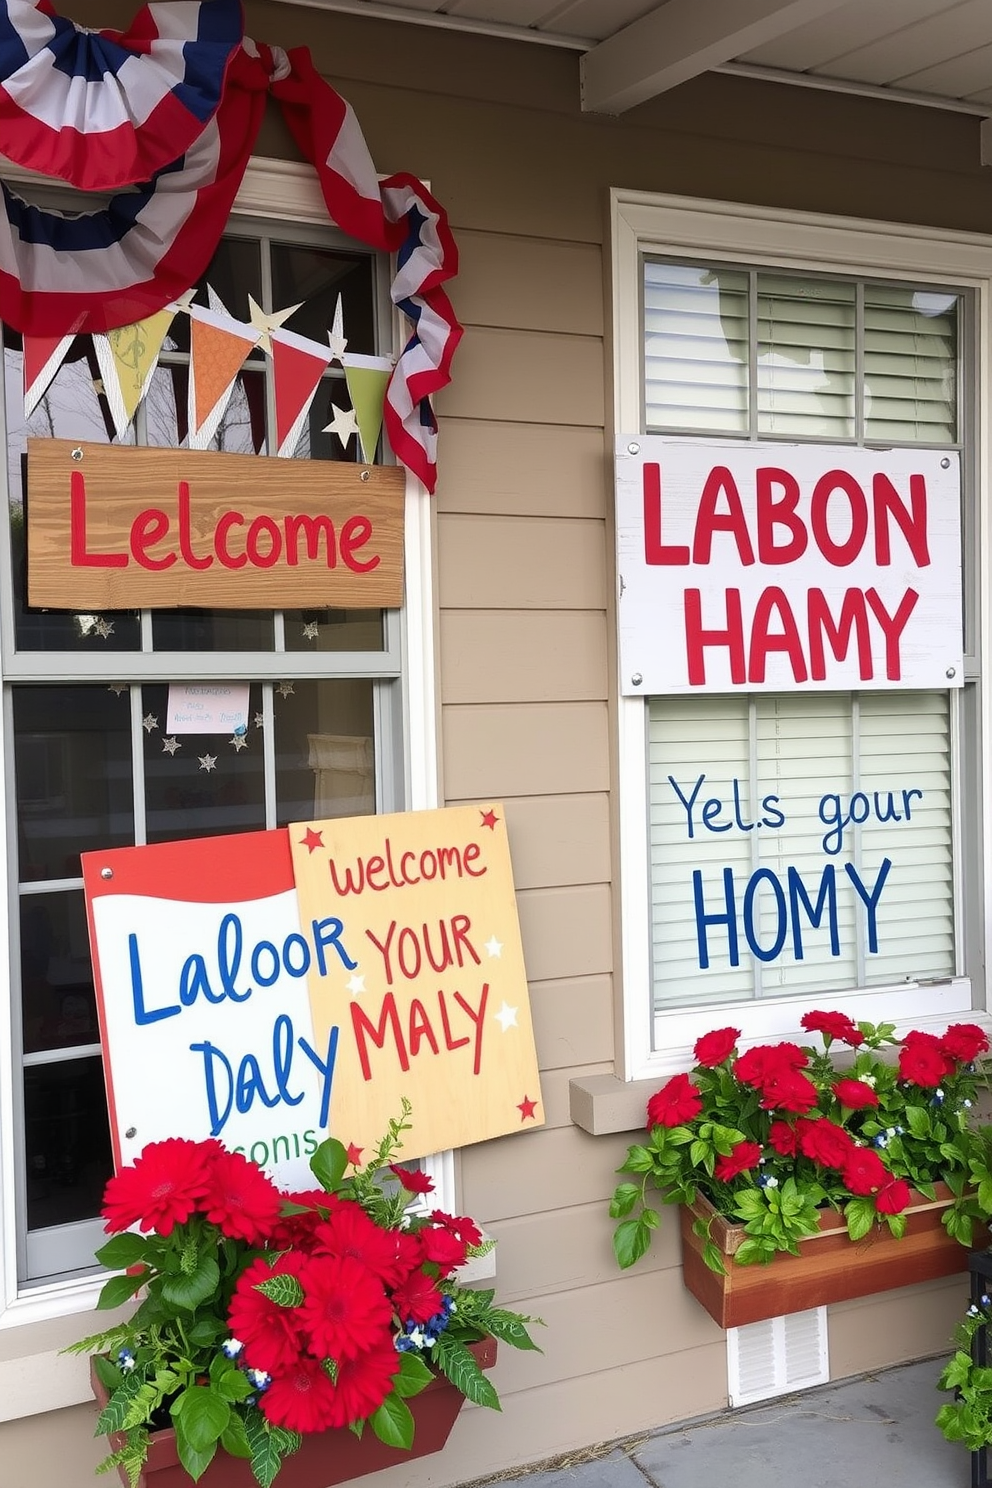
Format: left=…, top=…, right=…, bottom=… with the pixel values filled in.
left=611, top=193, right=987, bottom=1084
left=0, top=163, right=442, bottom=1307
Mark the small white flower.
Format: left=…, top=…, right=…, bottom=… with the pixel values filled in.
left=408, top=1328, right=429, bottom=1350
left=764, top=1175, right=779, bottom=1189
left=221, top=1338, right=244, bottom=1359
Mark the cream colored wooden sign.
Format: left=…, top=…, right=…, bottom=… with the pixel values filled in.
left=27, top=438, right=404, bottom=611
left=290, top=804, right=543, bottom=1159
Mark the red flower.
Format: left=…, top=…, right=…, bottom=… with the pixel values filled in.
left=391, top=1268, right=445, bottom=1324
left=259, top=1354, right=341, bottom=1433
left=321, top=1341, right=401, bottom=1429
left=429, top=1210, right=483, bottom=1250
left=898, top=1032, right=954, bottom=1087
left=268, top=1190, right=337, bottom=1254
left=832, top=1079, right=879, bottom=1110
left=101, top=1137, right=212, bottom=1237
left=693, top=1027, right=741, bottom=1067
left=800, top=1010, right=864, bottom=1047
left=876, top=1178, right=912, bottom=1215
left=421, top=1224, right=468, bottom=1273
left=841, top=1146, right=889, bottom=1196
left=758, top=1069, right=819, bottom=1114
left=388, top=1163, right=435, bottom=1194
left=768, top=1121, right=798, bottom=1156
left=312, top=1201, right=414, bottom=1286
left=227, top=1255, right=308, bottom=1374
left=940, top=1023, right=990, bottom=1064
left=201, top=1149, right=282, bottom=1244
left=797, top=1118, right=854, bottom=1169
left=297, top=1254, right=392, bottom=1361
left=646, top=1072, right=702, bottom=1129
left=735, top=1043, right=808, bottom=1090
left=714, top=1141, right=763, bottom=1181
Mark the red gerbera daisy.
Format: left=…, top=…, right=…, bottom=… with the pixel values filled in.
left=227, top=1254, right=308, bottom=1374
left=312, top=1201, right=413, bottom=1286
left=101, top=1137, right=212, bottom=1236
left=259, top=1354, right=341, bottom=1433
left=940, top=1023, right=990, bottom=1064
left=321, top=1340, right=401, bottom=1429
left=201, top=1149, right=282, bottom=1244
left=297, top=1254, right=393, bottom=1361
left=268, top=1190, right=338, bottom=1254
left=391, top=1268, right=445, bottom=1324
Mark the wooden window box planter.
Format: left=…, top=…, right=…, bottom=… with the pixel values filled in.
left=680, top=1187, right=979, bottom=1329
left=90, top=1339, right=497, bottom=1488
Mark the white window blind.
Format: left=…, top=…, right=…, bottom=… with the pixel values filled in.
left=648, top=691, right=954, bottom=1013
left=644, top=260, right=958, bottom=446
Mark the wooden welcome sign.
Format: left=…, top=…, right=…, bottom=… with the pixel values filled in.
left=81, top=806, right=543, bottom=1186
left=27, top=438, right=405, bottom=611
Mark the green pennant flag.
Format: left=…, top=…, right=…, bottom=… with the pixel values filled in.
left=343, top=354, right=392, bottom=463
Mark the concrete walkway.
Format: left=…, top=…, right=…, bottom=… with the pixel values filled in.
left=468, top=1357, right=973, bottom=1488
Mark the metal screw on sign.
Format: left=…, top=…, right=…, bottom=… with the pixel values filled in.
left=631, top=673, right=643, bottom=686
left=71, top=447, right=83, bottom=461
left=360, top=470, right=371, bottom=482
left=627, top=443, right=640, bottom=455
left=100, top=867, right=113, bottom=880
left=941, top=457, right=951, bottom=469
left=125, top=1127, right=137, bottom=1140
left=947, top=667, right=957, bottom=679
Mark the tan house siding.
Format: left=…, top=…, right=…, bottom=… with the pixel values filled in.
left=1, top=7, right=988, bottom=1486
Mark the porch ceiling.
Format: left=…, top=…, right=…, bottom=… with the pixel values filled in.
left=282, top=1, right=992, bottom=116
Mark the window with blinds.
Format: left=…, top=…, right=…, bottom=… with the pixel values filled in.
left=649, top=692, right=954, bottom=1012
left=641, top=256, right=963, bottom=1020
left=644, top=261, right=959, bottom=445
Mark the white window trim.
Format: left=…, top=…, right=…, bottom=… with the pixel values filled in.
left=0, top=157, right=443, bottom=1331
left=611, top=189, right=992, bottom=1084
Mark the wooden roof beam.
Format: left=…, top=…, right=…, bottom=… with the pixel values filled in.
left=580, top=0, right=855, bottom=114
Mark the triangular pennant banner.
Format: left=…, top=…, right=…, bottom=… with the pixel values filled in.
left=23, top=333, right=76, bottom=418
left=187, top=303, right=259, bottom=449
left=343, top=354, right=392, bottom=464
left=271, top=329, right=333, bottom=457
left=92, top=308, right=177, bottom=440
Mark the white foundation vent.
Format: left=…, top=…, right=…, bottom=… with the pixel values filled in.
left=727, top=1307, right=829, bottom=1407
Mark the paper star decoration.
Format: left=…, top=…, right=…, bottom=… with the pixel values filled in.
left=247, top=294, right=302, bottom=354
left=302, top=621, right=320, bottom=640
left=229, top=734, right=248, bottom=751
left=346, top=974, right=366, bottom=996
left=484, top=936, right=503, bottom=959
left=480, top=808, right=499, bottom=830
left=493, top=1001, right=518, bottom=1032
left=198, top=754, right=218, bottom=772
left=161, top=736, right=181, bottom=755
left=108, top=683, right=128, bottom=696
left=276, top=681, right=295, bottom=698
left=327, top=293, right=348, bottom=361
left=94, top=618, right=115, bottom=639
left=253, top=713, right=265, bottom=729
left=142, top=713, right=158, bottom=733
left=345, top=1142, right=363, bottom=1166
left=517, top=1096, right=538, bottom=1121
left=324, top=403, right=359, bottom=447
left=301, top=827, right=324, bottom=854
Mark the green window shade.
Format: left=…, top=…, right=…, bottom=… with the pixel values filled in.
left=644, top=262, right=748, bottom=434
left=648, top=692, right=954, bottom=1013
left=864, top=286, right=958, bottom=444
left=756, top=274, right=855, bottom=440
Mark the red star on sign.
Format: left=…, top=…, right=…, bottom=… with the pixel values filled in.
left=301, top=827, right=324, bottom=854
left=517, top=1096, right=538, bottom=1121
left=345, top=1142, right=364, bottom=1166
left=480, top=808, right=499, bottom=830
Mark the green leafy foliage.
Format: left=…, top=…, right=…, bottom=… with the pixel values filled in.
left=936, top=1309, right=992, bottom=1454
left=610, top=1010, right=992, bottom=1276
left=370, top=1392, right=415, bottom=1448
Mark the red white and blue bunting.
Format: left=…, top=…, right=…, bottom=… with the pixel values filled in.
left=0, top=2, right=461, bottom=493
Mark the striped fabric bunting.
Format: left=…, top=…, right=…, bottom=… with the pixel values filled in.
left=0, top=0, right=243, bottom=190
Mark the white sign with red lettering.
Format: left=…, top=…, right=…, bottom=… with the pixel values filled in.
left=615, top=438, right=962, bottom=695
